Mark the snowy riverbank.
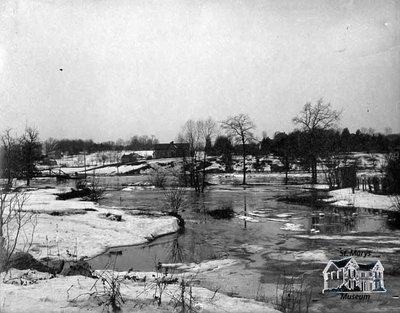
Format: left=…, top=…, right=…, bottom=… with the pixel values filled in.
left=17, top=188, right=179, bottom=261
left=1, top=187, right=282, bottom=313
left=324, top=188, right=397, bottom=211
left=0, top=266, right=280, bottom=313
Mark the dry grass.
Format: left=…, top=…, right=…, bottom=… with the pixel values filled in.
left=274, top=275, right=312, bottom=313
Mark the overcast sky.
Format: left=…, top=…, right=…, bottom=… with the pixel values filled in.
left=0, top=0, right=399, bottom=142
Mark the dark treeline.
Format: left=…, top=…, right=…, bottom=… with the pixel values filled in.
left=261, top=128, right=400, bottom=156
left=126, top=135, right=159, bottom=151
left=22, top=128, right=400, bottom=159
left=212, top=128, right=400, bottom=158
left=44, top=135, right=159, bottom=156
left=54, top=139, right=118, bottom=155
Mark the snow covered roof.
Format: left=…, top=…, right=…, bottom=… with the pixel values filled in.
left=323, top=257, right=384, bottom=273
left=154, top=142, right=190, bottom=150
left=359, top=260, right=384, bottom=271
left=323, top=257, right=356, bottom=273
left=332, top=257, right=353, bottom=268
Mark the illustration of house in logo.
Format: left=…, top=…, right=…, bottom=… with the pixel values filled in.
left=322, top=257, right=386, bottom=293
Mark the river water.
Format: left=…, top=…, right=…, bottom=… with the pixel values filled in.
left=25, top=172, right=391, bottom=312
left=86, top=175, right=400, bottom=311
left=90, top=177, right=399, bottom=272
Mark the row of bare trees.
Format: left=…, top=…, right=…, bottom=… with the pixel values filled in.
left=177, top=114, right=256, bottom=189
left=175, top=99, right=343, bottom=189
left=0, top=99, right=359, bottom=191
left=44, top=135, right=160, bottom=157
left=177, top=118, right=218, bottom=192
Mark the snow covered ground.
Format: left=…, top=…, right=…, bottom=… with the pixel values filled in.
left=324, top=188, right=397, bottom=211
left=0, top=267, right=280, bottom=313
left=1, top=187, right=281, bottom=313
left=14, top=188, right=179, bottom=261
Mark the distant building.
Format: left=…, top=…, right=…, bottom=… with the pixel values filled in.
left=47, top=150, right=62, bottom=159
left=153, top=141, right=190, bottom=159
left=121, top=153, right=140, bottom=164
left=39, top=157, right=58, bottom=166
left=322, top=257, right=385, bottom=293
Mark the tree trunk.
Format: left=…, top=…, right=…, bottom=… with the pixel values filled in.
left=182, top=156, right=188, bottom=187
left=0, top=236, right=5, bottom=272
left=285, top=156, right=289, bottom=185
left=202, top=152, right=207, bottom=192
left=311, top=157, right=317, bottom=184
left=242, top=141, right=246, bottom=185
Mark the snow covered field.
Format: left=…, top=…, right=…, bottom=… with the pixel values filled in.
left=324, top=187, right=396, bottom=211
left=19, top=188, right=179, bottom=260
left=0, top=267, right=280, bottom=313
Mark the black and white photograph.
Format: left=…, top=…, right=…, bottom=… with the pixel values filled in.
left=0, top=0, right=399, bottom=312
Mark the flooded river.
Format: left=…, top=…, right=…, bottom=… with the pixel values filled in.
left=90, top=179, right=398, bottom=267
left=87, top=175, right=400, bottom=312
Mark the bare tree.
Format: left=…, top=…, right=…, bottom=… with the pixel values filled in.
left=0, top=129, right=19, bottom=189
left=178, top=118, right=217, bottom=192
left=293, top=99, right=341, bottom=184
left=178, top=120, right=202, bottom=154
left=19, top=127, right=42, bottom=186
left=198, top=118, right=217, bottom=191
left=177, top=120, right=202, bottom=191
left=148, top=164, right=169, bottom=188
left=293, top=99, right=341, bottom=132
left=221, top=114, right=256, bottom=185
left=43, top=137, right=59, bottom=156
left=0, top=188, right=37, bottom=272
left=273, top=131, right=301, bottom=185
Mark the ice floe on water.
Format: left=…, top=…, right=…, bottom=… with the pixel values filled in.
left=237, top=215, right=260, bottom=222
left=294, top=234, right=400, bottom=246
left=121, top=184, right=155, bottom=191
left=161, top=259, right=239, bottom=273
left=280, top=222, right=305, bottom=231
left=253, top=208, right=273, bottom=213
left=266, top=249, right=328, bottom=263
left=276, top=213, right=292, bottom=218
left=265, top=217, right=292, bottom=222
left=247, top=212, right=266, bottom=218
left=372, top=247, right=400, bottom=253
left=240, top=243, right=265, bottom=253
left=294, top=250, right=329, bottom=262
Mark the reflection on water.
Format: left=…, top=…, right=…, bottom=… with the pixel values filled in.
left=90, top=229, right=221, bottom=271
left=386, top=211, right=400, bottom=230
left=90, top=182, right=400, bottom=271
left=168, top=237, right=184, bottom=263
left=310, top=210, right=357, bottom=234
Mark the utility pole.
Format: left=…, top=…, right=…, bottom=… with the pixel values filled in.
left=84, top=150, right=87, bottom=179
